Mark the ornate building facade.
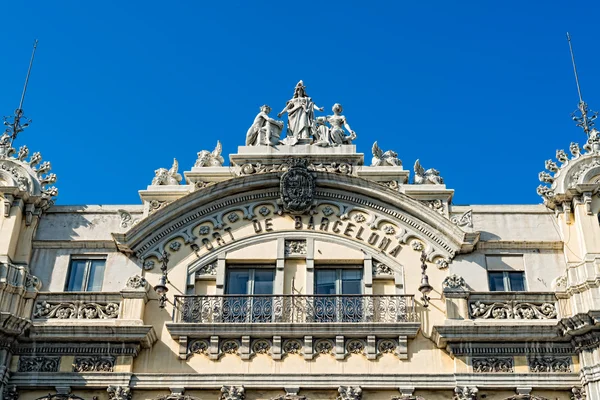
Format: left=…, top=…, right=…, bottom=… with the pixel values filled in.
left=1, top=79, right=599, bottom=400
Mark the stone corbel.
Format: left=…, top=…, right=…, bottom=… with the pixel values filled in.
left=563, top=201, right=573, bottom=225
left=583, top=192, right=593, bottom=215
left=2, top=194, right=13, bottom=217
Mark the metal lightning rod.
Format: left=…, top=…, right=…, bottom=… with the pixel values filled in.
left=566, top=32, right=597, bottom=136
left=566, top=32, right=583, bottom=105
left=18, top=39, right=38, bottom=112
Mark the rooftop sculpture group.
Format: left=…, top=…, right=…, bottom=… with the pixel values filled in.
left=246, top=81, right=357, bottom=147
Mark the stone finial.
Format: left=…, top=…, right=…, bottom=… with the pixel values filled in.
left=107, top=386, right=132, bottom=400
left=414, top=159, right=444, bottom=184
left=442, top=274, right=467, bottom=292
left=195, top=141, right=225, bottom=167
left=371, top=141, right=401, bottom=167
left=220, top=386, right=245, bottom=400
left=151, top=158, right=182, bottom=185
left=453, top=387, right=478, bottom=400
left=337, top=386, right=362, bottom=400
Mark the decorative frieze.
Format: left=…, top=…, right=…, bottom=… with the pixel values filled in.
left=18, top=356, right=60, bottom=372
left=472, top=357, right=514, bottom=373
left=72, top=355, right=115, bottom=372
left=33, top=300, right=120, bottom=319
left=469, top=300, right=557, bottom=320
left=337, top=386, right=362, bottom=400
left=442, top=274, right=467, bottom=291
left=184, top=335, right=407, bottom=360
left=528, top=356, right=571, bottom=373
left=421, top=199, right=444, bottom=215
left=3, top=385, right=18, bottom=400
left=451, top=209, right=473, bottom=228
left=107, top=386, right=131, bottom=400
left=571, top=387, right=586, bottom=400
left=196, top=261, right=217, bottom=276
left=125, top=274, right=147, bottom=290
left=372, top=260, right=393, bottom=276
left=284, top=239, right=307, bottom=256
left=220, top=386, right=245, bottom=400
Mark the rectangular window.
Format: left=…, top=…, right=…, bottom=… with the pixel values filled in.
left=488, top=271, right=526, bottom=291
left=315, top=267, right=363, bottom=322
left=65, top=258, right=106, bottom=291
left=224, top=266, right=275, bottom=322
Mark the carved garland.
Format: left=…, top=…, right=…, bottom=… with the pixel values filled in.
left=33, top=300, right=120, bottom=319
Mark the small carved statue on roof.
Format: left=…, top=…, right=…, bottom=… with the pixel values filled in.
left=195, top=141, right=224, bottom=167
left=245, top=105, right=283, bottom=146
left=314, top=103, right=356, bottom=147
left=371, top=141, right=401, bottom=166
left=584, top=128, right=600, bottom=153
left=152, top=158, right=182, bottom=185
left=278, top=80, right=324, bottom=143
left=414, top=159, right=444, bottom=185
left=0, top=132, right=15, bottom=158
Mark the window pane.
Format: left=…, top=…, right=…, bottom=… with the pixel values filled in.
left=87, top=260, right=106, bottom=291
left=66, top=260, right=87, bottom=291
left=315, top=269, right=336, bottom=295
left=488, top=272, right=505, bottom=291
left=508, top=272, right=525, bottom=291
left=341, top=269, right=362, bottom=295
left=253, top=269, right=274, bottom=295
left=226, top=270, right=250, bottom=294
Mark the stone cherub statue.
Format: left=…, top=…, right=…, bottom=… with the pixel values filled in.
left=278, top=80, right=324, bottom=144
left=414, top=159, right=444, bottom=185
left=152, top=158, right=182, bottom=185
left=245, top=105, right=284, bottom=146
left=195, top=141, right=224, bottom=167
left=314, top=103, right=357, bottom=147
left=371, top=141, right=401, bottom=166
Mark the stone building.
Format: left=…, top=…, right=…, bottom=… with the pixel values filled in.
left=0, top=80, right=599, bottom=400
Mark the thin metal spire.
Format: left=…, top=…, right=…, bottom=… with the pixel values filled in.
left=2, top=40, right=38, bottom=145
left=566, top=33, right=584, bottom=104
left=567, top=33, right=597, bottom=135
left=18, top=39, right=38, bottom=111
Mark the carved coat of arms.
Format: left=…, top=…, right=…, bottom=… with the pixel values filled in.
left=280, top=159, right=315, bottom=214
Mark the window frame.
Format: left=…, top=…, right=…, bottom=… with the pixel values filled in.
left=314, top=265, right=363, bottom=295
left=225, top=264, right=276, bottom=295
left=65, top=256, right=107, bottom=292
left=488, top=270, right=527, bottom=292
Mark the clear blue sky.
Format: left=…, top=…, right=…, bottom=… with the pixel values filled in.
left=0, top=1, right=597, bottom=205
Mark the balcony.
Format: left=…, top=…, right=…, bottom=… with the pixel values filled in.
left=174, top=294, right=418, bottom=324
left=167, top=294, right=422, bottom=357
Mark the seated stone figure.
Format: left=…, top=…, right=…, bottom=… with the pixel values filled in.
left=245, top=105, right=284, bottom=146
left=313, top=104, right=356, bottom=147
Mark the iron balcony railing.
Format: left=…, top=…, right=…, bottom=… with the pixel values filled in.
left=173, top=294, right=417, bottom=323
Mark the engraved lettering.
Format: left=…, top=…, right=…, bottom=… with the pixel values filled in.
left=344, top=223, right=355, bottom=237
left=294, top=216, right=303, bottom=230
left=307, top=216, right=315, bottom=230
left=319, top=217, right=330, bottom=231
left=389, top=244, right=401, bottom=257
left=265, top=218, right=273, bottom=232
left=332, top=220, right=343, bottom=233
left=252, top=219, right=262, bottom=233
left=355, top=226, right=365, bottom=240
left=213, top=232, right=225, bottom=246
left=202, top=238, right=213, bottom=251
left=368, top=233, right=380, bottom=245
left=378, top=237, right=391, bottom=252
left=224, top=226, right=235, bottom=241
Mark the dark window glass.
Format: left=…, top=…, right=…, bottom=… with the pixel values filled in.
left=488, top=272, right=505, bottom=291
left=66, top=259, right=105, bottom=291
left=508, top=272, right=526, bottom=291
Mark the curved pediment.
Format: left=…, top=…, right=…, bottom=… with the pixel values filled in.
left=113, top=171, right=478, bottom=267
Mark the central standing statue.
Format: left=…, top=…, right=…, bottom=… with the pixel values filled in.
left=278, top=80, right=324, bottom=144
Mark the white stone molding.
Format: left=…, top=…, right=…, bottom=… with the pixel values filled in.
left=0, top=145, right=57, bottom=222
left=113, top=173, right=478, bottom=262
